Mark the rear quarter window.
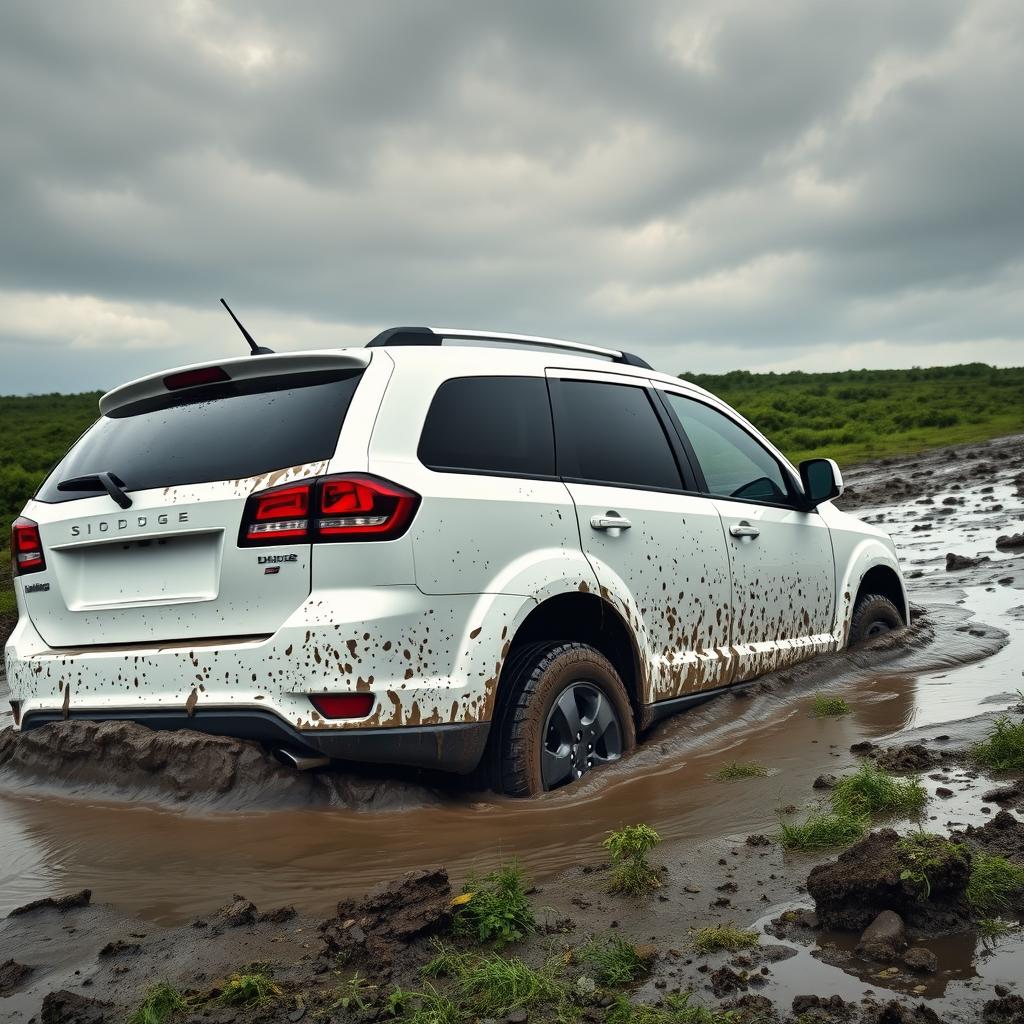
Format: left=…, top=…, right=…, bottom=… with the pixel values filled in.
left=36, top=370, right=362, bottom=502
left=418, top=376, right=555, bottom=477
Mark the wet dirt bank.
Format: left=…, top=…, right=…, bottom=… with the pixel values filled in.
left=0, top=432, right=1021, bottom=1022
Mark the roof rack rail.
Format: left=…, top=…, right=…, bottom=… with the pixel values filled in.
left=366, top=326, right=653, bottom=370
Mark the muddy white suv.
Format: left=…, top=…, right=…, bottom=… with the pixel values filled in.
left=5, top=327, right=906, bottom=794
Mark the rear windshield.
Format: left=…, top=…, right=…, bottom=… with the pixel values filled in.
left=36, top=370, right=362, bottom=503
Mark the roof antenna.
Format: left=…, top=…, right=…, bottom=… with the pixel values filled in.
left=220, top=298, right=275, bottom=355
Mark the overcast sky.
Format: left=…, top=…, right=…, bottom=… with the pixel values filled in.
left=2, top=1, right=1022, bottom=394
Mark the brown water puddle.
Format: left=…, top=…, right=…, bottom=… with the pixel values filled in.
left=0, top=439, right=1021, bottom=945
left=0, top=602, right=1011, bottom=926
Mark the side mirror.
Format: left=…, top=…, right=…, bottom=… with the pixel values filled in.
left=799, top=457, right=843, bottom=509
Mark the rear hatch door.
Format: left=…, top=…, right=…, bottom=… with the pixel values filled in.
left=23, top=352, right=369, bottom=648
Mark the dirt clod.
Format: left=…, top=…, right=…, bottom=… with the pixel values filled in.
left=320, top=867, right=452, bottom=971
left=903, top=947, right=939, bottom=974
left=0, top=958, right=33, bottom=996
left=857, top=910, right=908, bottom=962
left=807, top=829, right=971, bottom=931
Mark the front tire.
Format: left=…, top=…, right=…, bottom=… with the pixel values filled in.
left=495, top=643, right=635, bottom=796
left=848, top=593, right=904, bottom=647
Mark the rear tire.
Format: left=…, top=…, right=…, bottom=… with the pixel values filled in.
left=848, top=593, right=903, bottom=647
left=494, top=642, right=635, bottom=797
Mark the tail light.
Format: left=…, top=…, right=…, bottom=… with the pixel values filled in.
left=12, top=517, right=46, bottom=575
left=241, top=483, right=311, bottom=543
left=164, top=366, right=231, bottom=390
left=239, top=474, right=420, bottom=546
left=317, top=475, right=419, bottom=538
left=309, top=693, right=375, bottom=719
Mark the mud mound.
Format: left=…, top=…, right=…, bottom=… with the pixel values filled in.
left=951, top=810, right=1024, bottom=863
left=0, top=721, right=442, bottom=811
left=320, top=867, right=452, bottom=972
left=807, top=829, right=972, bottom=933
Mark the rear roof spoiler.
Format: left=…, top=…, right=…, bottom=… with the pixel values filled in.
left=99, top=350, right=371, bottom=416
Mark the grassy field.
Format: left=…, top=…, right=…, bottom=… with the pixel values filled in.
left=1, top=363, right=1023, bottom=623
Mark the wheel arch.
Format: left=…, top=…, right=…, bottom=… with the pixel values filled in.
left=497, top=591, right=645, bottom=725
left=854, top=564, right=908, bottom=625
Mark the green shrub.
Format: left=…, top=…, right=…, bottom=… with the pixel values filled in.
left=607, top=992, right=737, bottom=1023
left=452, top=862, right=535, bottom=946
left=218, top=971, right=281, bottom=1008
left=603, top=825, right=663, bottom=896
left=458, top=954, right=562, bottom=1015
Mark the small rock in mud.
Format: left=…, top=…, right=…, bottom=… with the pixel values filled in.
left=0, top=958, right=33, bottom=995
left=8, top=888, right=91, bottom=917
left=952, top=810, right=1024, bottom=863
left=995, top=532, right=1024, bottom=551
left=807, top=829, right=971, bottom=931
left=864, top=1000, right=944, bottom=1023
left=213, top=894, right=258, bottom=930
left=814, top=773, right=838, bottom=790
left=321, top=867, right=452, bottom=972
left=983, top=993, right=1024, bottom=1024
left=745, top=833, right=771, bottom=847
left=792, top=993, right=850, bottom=1016
left=903, top=947, right=939, bottom=974
left=41, top=989, right=114, bottom=1024
left=946, top=552, right=991, bottom=571
left=856, top=910, right=908, bottom=962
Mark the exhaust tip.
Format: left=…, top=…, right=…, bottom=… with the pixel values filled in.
left=275, top=748, right=330, bottom=772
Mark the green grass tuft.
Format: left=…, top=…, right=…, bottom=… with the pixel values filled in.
left=777, top=809, right=870, bottom=851
left=967, top=853, right=1024, bottom=915
left=127, top=983, right=187, bottom=1024
left=421, top=939, right=472, bottom=979
left=971, top=716, right=1024, bottom=773
left=607, top=991, right=737, bottom=1023
left=578, top=936, right=649, bottom=986
left=811, top=693, right=850, bottom=717
left=830, top=761, right=927, bottom=818
left=604, top=825, right=663, bottom=897
left=458, top=953, right=563, bottom=1016
left=218, top=971, right=281, bottom=1008
left=691, top=923, right=759, bottom=955
left=709, top=761, right=768, bottom=781
left=396, top=983, right=466, bottom=1024
left=452, top=862, right=536, bottom=946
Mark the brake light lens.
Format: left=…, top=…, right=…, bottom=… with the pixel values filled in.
left=317, top=475, right=420, bottom=539
left=309, top=693, right=375, bottom=719
left=164, top=366, right=231, bottom=390
left=12, top=517, right=45, bottom=575
left=238, top=474, right=420, bottom=546
left=241, top=483, right=311, bottom=543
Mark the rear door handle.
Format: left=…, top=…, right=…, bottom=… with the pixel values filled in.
left=591, top=513, right=632, bottom=531
left=729, top=523, right=760, bottom=539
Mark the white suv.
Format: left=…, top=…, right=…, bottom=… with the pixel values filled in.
left=4, top=327, right=906, bottom=794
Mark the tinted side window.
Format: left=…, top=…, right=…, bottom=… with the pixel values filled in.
left=418, top=376, right=555, bottom=476
left=557, top=381, right=682, bottom=490
left=664, top=394, right=791, bottom=503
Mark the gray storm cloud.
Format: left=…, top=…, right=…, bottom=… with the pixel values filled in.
left=0, top=0, right=1022, bottom=392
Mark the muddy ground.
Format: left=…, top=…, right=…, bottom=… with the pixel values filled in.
left=0, top=433, right=1022, bottom=1023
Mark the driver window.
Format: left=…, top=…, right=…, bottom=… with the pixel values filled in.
left=664, top=393, right=791, bottom=503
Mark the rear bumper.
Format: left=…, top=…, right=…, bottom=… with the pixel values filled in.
left=19, top=708, right=490, bottom=774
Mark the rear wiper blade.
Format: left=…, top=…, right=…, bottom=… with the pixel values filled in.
left=57, top=471, right=133, bottom=510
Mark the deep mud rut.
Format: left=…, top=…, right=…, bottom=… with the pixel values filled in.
left=0, top=433, right=1022, bottom=1022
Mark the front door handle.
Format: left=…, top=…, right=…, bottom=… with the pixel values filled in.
left=591, top=513, right=632, bottom=532
left=729, top=522, right=760, bottom=539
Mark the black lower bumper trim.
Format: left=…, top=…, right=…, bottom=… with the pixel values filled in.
left=20, top=708, right=490, bottom=775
